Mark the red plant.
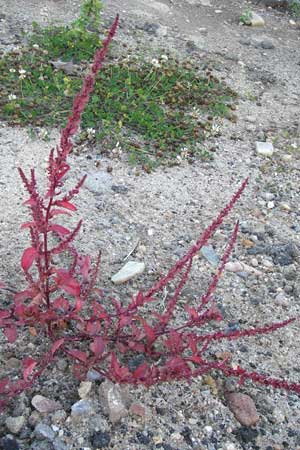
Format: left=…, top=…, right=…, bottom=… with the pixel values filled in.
left=0, top=14, right=300, bottom=411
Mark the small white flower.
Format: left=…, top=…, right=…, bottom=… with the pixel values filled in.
left=32, top=44, right=39, bottom=49
left=160, top=54, right=168, bottom=61
left=8, top=94, right=17, bottom=101
left=151, top=58, right=161, bottom=68
left=86, top=128, right=96, bottom=137
left=18, top=69, right=27, bottom=79
left=9, top=68, right=16, bottom=73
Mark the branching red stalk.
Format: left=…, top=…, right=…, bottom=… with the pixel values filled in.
left=1, top=13, right=300, bottom=411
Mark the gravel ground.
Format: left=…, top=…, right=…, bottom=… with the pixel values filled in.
left=0, top=1, right=300, bottom=449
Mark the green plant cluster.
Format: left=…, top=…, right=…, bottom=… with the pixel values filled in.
left=0, top=0, right=237, bottom=168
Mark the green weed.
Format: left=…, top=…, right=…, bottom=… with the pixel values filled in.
left=0, top=0, right=237, bottom=168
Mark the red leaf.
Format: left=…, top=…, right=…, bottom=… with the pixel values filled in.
left=110, top=353, right=131, bottom=382
left=55, top=200, right=77, bottom=211
left=0, top=310, right=11, bottom=320
left=53, top=296, right=70, bottom=312
left=55, top=270, right=81, bottom=296
left=86, top=320, right=100, bottom=335
left=49, top=224, right=71, bottom=235
left=90, top=336, right=105, bottom=356
left=140, top=318, right=156, bottom=346
left=68, top=349, right=87, bottom=363
left=133, top=362, right=149, bottom=380
left=21, top=247, right=37, bottom=271
left=20, top=222, right=35, bottom=230
left=23, top=357, right=37, bottom=381
left=0, top=378, right=10, bottom=394
left=50, top=209, right=71, bottom=218
left=51, top=338, right=65, bottom=356
left=23, top=198, right=36, bottom=206
left=4, top=325, right=17, bottom=343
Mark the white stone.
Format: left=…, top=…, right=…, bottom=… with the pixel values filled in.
left=267, top=201, right=275, bottom=209
left=111, top=261, right=145, bottom=284
left=5, top=416, right=25, bottom=434
left=78, top=381, right=92, bottom=399
left=250, top=13, right=265, bottom=27
left=256, top=141, right=274, bottom=157
left=186, top=0, right=212, bottom=5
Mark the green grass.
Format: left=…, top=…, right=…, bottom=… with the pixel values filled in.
left=0, top=0, right=237, bottom=169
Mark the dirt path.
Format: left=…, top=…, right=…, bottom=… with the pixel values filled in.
left=0, top=1, right=300, bottom=449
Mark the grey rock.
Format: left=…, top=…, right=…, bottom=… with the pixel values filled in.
left=248, top=242, right=299, bottom=265
left=87, top=369, right=104, bottom=381
left=84, top=171, right=113, bottom=194
left=71, top=399, right=94, bottom=417
left=92, top=430, right=111, bottom=448
left=31, top=395, right=62, bottom=414
left=34, top=423, right=56, bottom=441
left=99, top=380, right=129, bottom=424
left=186, top=0, right=212, bottom=5
left=256, top=141, right=274, bottom=156
left=200, top=245, right=220, bottom=267
left=5, top=416, right=25, bottom=435
left=0, top=436, right=20, bottom=450
left=111, top=184, right=129, bottom=194
left=49, top=60, right=80, bottom=75
left=252, top=37, right=275, bottom=49
left=53, top=438, right=70, bottom=450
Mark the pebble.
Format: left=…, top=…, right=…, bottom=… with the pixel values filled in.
left=34, top=423, right=56, bottom=440
left=92, top=430, right=111, bottom=448
left=271, top=407, right=285, bottom=424
left=186, top=0, right=212, bottom=5
left=111, top=261, right=145, bottom=284
left=0, top=436, right=20, bottom=450
left=71, top=399, right=94, bottom=418
left=267, top=201, right=275, bottom=209
left=226, top=392, right=260, bottom=426
left=78, top=381, right=92, bottom=399
left=274, top=292, right=289, bottom=307
left=279, top=202, right=291, bottom=211
left=249, top=12, right=265, bottom=27
left=99, top=380, right=129, bottom=424
left=5, top=416, right=25, bottom=434
left=31, top=395, right=62, bottom=413
left=255, top=141, right=274, bottom=157
left=225, top=261, right=262, bottom=276
left=83, top=171, right=113, bottom=194
left=200, top=245, right=220, bottom=266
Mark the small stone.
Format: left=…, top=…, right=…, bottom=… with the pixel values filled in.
left=274, top=292, right=289, bottom=307
left=84, top=171, right=112, bottom=194
left=0, top=436, right=20, bottom=450
left=129, top=403, right=147, bottom=418
left=204, top=425, right=213, bottom=435
left=71, top=399, right=94, bottom=417
left=281, top=154, right=293, bottom=162
left=34, top=423, right=56, bottom=440
left=226, top=392, right=259, bottom=426
left=256, top=141, right=274, bottom=156
left=31, top=395, right=62, bottom=413
left=250, top=12, right=265, bottom=26
left=78, top=381, right=92, bottom=399
left=87, top=369, right=104, bottom=381
left=280, top=202, right=291, bottom=211
left=52, top=438, right=69, bottom=450
left=224, top=444, right=237, bottom=450
left=271, top=407, right=285, bottom=424
left=186, top=0, right=212, bottom=5
left=111, top=261, right=145, bottom=284
left=6, top=358, right=21, bottom=369
left=289, top=19, right=296, bottom=25
left=99, top=380, right=129, bottom=424
left=200, top=245, right=220, bottom=267
left=5, top=416, right=25, bottom=434
left=267, top=201, right=275, bottom=209
left=262, top=192, right=275, bottom=201
left=92, top=430, right=111, bottom=449
left=170, top=432, right=184, bottom=442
